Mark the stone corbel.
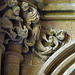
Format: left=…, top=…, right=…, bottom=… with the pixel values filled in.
left=33, top=28, right=68, bottom=61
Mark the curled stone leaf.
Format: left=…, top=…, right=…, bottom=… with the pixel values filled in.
left=24, top=37, right=36, bottom=47
left=32, top=48, right=48, bottom=61
left=7, top=0, right=18, bottom=7
left=16, top=22, right=28, bottom=39
left=0, top=0, right=69, bottom=61
left=26, top=7, right=40, bottom=25
left=0, top=2, right=7, bottom=11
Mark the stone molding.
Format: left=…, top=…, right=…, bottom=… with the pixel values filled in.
left=37, top=39, right=75, bottom=75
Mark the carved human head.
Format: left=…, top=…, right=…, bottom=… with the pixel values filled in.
left=21, top=2, right=29, bottom=11
left=7, top=0, right=18, bottom=7
left=13, top=6, right=20, bottom=15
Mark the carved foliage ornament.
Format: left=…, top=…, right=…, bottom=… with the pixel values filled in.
left=0, top=0, right=68, bottom=60
left=32, top=28, right=68, bottom=60
left=0, top=0, right=40, bottom=54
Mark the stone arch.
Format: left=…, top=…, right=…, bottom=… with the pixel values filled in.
left=37, top=40, right=75, bottom=75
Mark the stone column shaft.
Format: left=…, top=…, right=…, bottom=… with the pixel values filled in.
left=2, top=51, right=23, bottom=75
left=0, top=33, right=5, bottom=75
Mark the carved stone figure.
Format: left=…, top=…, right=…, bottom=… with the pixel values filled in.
left=3, top=6, right=23, bottom=22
